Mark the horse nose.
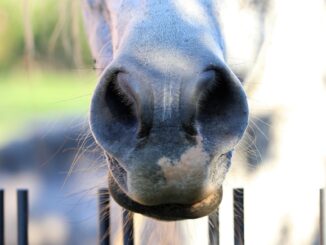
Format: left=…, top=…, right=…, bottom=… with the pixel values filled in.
left=180, top=66, right=249, bottom=142
left=90, top=68, right=153, bottom=157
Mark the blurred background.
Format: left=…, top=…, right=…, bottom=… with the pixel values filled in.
left=0, top=0, right=326, bottom=245
left=0, top=0, right=104, bottom=244
left=0, top=0, right=96, bottom=145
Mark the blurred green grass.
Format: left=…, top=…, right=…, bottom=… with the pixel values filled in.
left=0, top=71, right=97, bottom=144
left=0, top=0, right=97, bottom=145
left=0, top=0, right=92, bottom=72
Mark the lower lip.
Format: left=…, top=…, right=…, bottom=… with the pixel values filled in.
left=108, top=171, right=223, bottom=221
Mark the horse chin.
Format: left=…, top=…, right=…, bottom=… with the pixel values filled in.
left=108, top=171, right=223, bottom=221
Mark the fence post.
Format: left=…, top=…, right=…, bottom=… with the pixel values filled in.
left=123, top=209, right=134, bottom=245
left=17, top=190, right=28, bottom=245
left=321, top=189, right=325, bottom=245
left=0, top=190, right=4, bottom=245
left=233, top=188, right=244, bottom=245
left=98, top=188, right=110, bottom=245
left=209, top=210, right=220, bottom=245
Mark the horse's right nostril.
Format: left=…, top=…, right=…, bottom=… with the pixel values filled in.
left=113, top=73, right=153, bottom=140
left=90, top=69, right=154, bottom=156
left=105, top=73, right=138, bottom=128
left=182, top=121, right=197, bottom=137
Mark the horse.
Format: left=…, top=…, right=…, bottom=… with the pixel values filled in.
left=82, top=0, right=268, bottom=243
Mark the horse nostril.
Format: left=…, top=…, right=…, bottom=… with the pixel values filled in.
left=197, top=68, right=238, bottom=122
left=196, top=67, right=249, bottom=141
left=182, top=122, right=197, bottom=136
left=180, top=66, right=248, bottom=145
left=179, top=69, right=216, bottom=138
left=137, top=121, right=152, bottom=139
left=90, top=69, right=154, bottom=152
left=114, top=73, right=153, bottom=140
left=105, top=73, right=138, bottom=127
left=90, top=69, right=145, bottom=154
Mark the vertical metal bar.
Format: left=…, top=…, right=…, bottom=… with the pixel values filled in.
left=320, top=188, right=325, bottom=245
left=0, top=190, right=4, bottom=245
left=98, top=188, right=110, bottom=245
left=17, top=190, right=28, bottom=245
left=209, top=210, right=220, bottom=245
left=123, top=209, right=134, bottom=245
left=233, top=188, right=244, bottom=245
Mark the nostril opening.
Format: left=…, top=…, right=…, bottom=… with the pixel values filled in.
left=137, top=122, right=152, bottom=139
left=105, top=74, right=138, bottom=127
left=182, top=122, right=197, bottom=136
left=90, top=69, right=155, bottom=155
left=197, top=69, right=236, bottom=122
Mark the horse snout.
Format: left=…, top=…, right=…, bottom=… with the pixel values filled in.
left=89, top=63, right=249, bottom=219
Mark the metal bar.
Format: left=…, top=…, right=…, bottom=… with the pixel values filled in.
left=320, top=189, right=325, bottom=245
left=233, top=188, right=244, bottom=245
left=98, top=188, right=110, bottom=245
left=123, top=209, right=134, bottom=245
left=209, top=209, right=220, bottom=245
left=0, top=190, right=4, bottom=245
left=17, top=190, right=28, bottom=245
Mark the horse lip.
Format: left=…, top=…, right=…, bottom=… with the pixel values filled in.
left=108, top=171, right=223, bottom=221
left=107, top=155, right=128, bottom=193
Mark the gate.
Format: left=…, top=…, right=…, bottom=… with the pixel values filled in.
left=0, top=189, right=324, bottom=245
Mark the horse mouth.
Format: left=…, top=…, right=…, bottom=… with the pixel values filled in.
left=108, top=158, right=223, bottom=221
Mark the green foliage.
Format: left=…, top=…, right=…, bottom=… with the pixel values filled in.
left=0, top=1, right=25, bottom=71
left=0, top=1, right=96, bottom=143
left=0, top=0, right=92, bottom=73
left=0, top=71, right=97, bottom=144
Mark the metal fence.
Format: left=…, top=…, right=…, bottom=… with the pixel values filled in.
left=0, top=188, right=324, bottom=245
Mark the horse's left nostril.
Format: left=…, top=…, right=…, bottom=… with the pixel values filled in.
left=179, top=66, right=248, bottom=147
left=196, top=67, right=248, bottom=124
left=179, top=69, right=216, bottom=138
left=195, top=66, right=249, bottom=145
